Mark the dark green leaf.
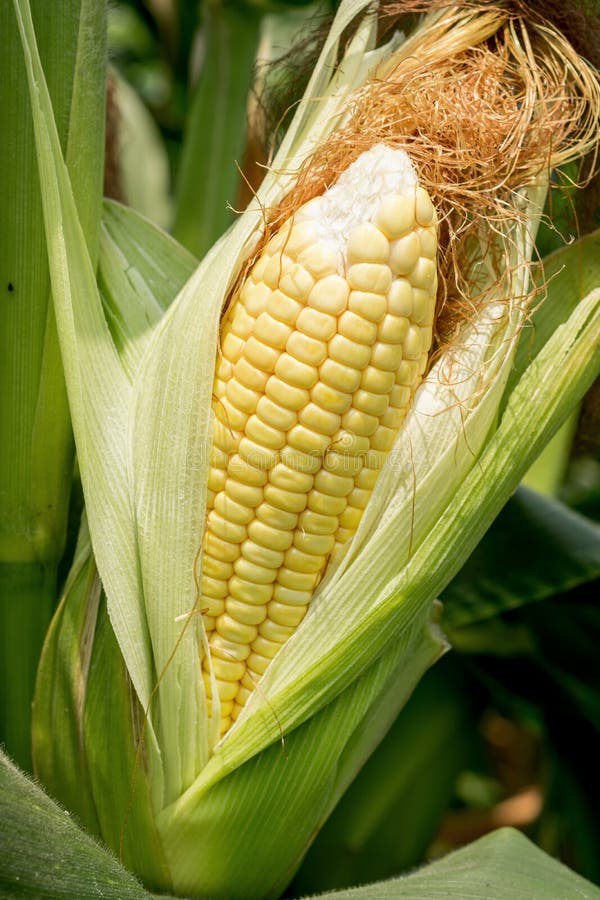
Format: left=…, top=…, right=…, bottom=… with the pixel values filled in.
left=301, top=828, right=600, bottom=898
left=172, top=4, right=261, bottom=258
left=0, top=749, right=148, bottom=899
left=441, top=487, right=600, bottom=628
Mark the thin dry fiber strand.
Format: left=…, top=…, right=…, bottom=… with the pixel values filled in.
left=244, top=2, right=600, bottom=347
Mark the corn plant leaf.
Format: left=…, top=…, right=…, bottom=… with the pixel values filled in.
left=31, top=518, right=102, bottom=836
left=304, top=828, right=600, bottom=899
left=0, top=749, right=148, bottom=900
left=109, top=70, right=172, bottom=230
left=0, top=0, right=105, bottom=769
left=12, top=0, right=158, bottom=752
left=172, top=3, right=262, bottom=257
left=441, top=487, right=600, bottom=627
left=98, top=200, right=196, bottom=377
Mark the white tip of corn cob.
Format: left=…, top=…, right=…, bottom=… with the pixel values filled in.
left=294, top=144, right=421, bottom=266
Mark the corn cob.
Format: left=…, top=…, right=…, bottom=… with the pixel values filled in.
left=202, top=144, right=438, bottom=733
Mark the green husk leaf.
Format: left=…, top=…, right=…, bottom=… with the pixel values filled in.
left=507, top=230, right=600, bottom=397
left=31, top=517, right=102, bottom=834
left=34, top=204, right=199, bottom=844
left=157, top=608, right=444, bottom=898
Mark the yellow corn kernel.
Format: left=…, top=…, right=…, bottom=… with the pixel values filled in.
left=323, top=450, right=364, bottom=476
left=298, top=402, right=341, bottom=437
left=267, top=601, right=307, bottom=628
left=240, top=540, right=284, bottom=569
left=342, top=408, right=379, bottom=437
left=360, top=365, right=396, bottom=394
left=347, top=263, right=392, bottom=294
left=201, top=575, right=228, bottom=599
left=277, top=567, right=319, bottom=591
left=247, top=520, right=294, bottom=552
left=246, top=652, right=271, bottom=675
left=256, top=502, right=298, bottom=531
left=203, top=556, right=234, bottom=580
left=267, top=289, right=303, bottom=326
left=293, top=530, right=335, bottom=555
left=348, top=291, right=388, bottom=322
left=329, top=334, right=372, bottom=369
left=238, top=436, right=279, bottom=469
left=265, top=376, right=309, bottom=411
left=374, top=193, right=416, bottom=238
left=226, top=600, right=268, bottom=626
left=207, top=513, right=247, bottom=543
left=387, top=279, right=413, bottom=317
left=259, top=618, right=296, bottom=643
left=210, top=635, right=252, bottom=662
left=229, top=576, right=274, bottom=605
left=287, top=332, right=328, bottom=366
left=415, top=186, right=435, bottom=225
left=378, top=314, right=409, bottom=343
left=347, top=223, right=390, bottom=264
left=233, top=557, right=278, bottom=585
left=280, top=446, right=323, bottom=474
left=252, top=635, right=281, bottom=658
left=296, top=307, right=337, bottom=341
left=244, top=337, right=280, bottom=373
left=352, top=389, right=389, bottom=417
left=288, top=424, right=331, bottom=456
left=319, top=358, right=363, bottom=393
left=338, top=310, right=378, bottom=345
left=299, top=245, right=338, bottom=279
left=227, top=454, right=268, bottom=486
left=370, top=426, right=397, bottom=452
left=245, top=415, right=286, bottom=450
left=298, top=509, right=339, bottom=535
left=253, top=312, right=293, bottom=349
left=268, top=462, right=314, bottom=493
left=278, top=263, right=315, bottom=300
left=216, top=614, right=257, bottom=645
left=313, top=470, right=354, bottom=497
left=307, top=274, right=349, bottom=314
left=390, top=232, right=421, bottom=275
left=274, top=353, right=319, bottom=389
left=273, top=584, right=312, bottom=606
left=263, top=484, right=308, bottom=513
